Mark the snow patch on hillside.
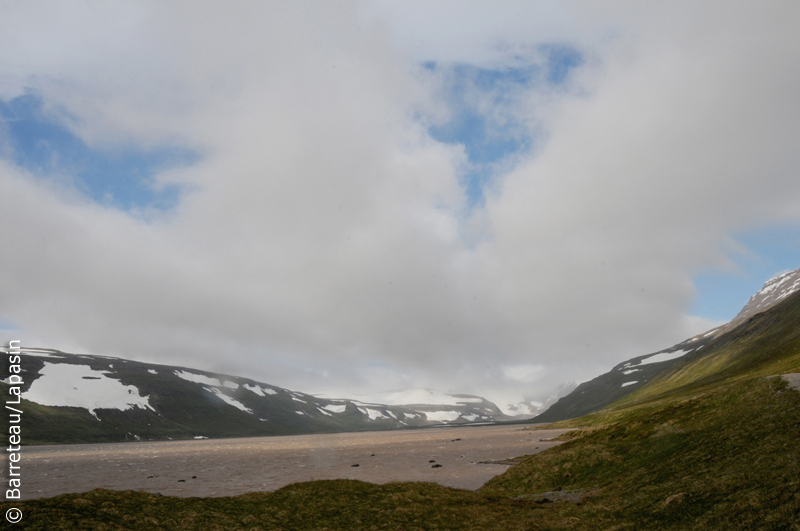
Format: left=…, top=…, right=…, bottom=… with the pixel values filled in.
left=358, top=407, right=388, bottom=420
left=756, top=270, right=800, bottom=303
left=206, top=387, right=252, bottom=413
left=25, top=363, right=154, bottom=420
left=328, top=389, right=483, bottom=406
left=243, top=384, right=277, bottom=396
left=625, top=349, right=691, bottom=368
left=21, top=349, right=65, bottom=359
left=424, top=410, right=461, bottom=422
left=175, top=370, right=237, bottom=389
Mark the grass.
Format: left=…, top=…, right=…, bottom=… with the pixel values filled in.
left=1, top=482, right=571, bottom=531
left=486, top=376, right=800, bottom=530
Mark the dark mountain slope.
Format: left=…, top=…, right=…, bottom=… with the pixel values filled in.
left=535, top=267, right=800, bottom=422
left=0, top=350, right=509, bottom=445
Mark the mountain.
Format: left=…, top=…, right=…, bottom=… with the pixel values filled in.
left=0, top=349, right=511, bottom=445
left=481, top=280, right=800, bottom=530
left=534, top=266, right=800, bottom=422
left=719, top=266, right=800, bottom=332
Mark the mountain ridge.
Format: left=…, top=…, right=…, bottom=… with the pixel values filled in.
left=0, top=347, right=513, bottom=445
left=534, top=266, right=800, bottom=422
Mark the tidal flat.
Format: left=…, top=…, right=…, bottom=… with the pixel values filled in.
left=16, top=425, right=570, bottom=499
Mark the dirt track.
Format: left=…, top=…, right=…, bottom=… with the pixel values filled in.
left=16, top=425, right=571, bottom=499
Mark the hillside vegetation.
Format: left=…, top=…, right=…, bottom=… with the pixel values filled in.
left=5, top=293, right=800, bottom=529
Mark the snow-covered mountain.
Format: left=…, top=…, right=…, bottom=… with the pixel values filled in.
left=724, top=268, right=800, bottom=331
left=1, top=348, right=512, bottom=444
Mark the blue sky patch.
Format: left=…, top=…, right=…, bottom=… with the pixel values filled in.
left=0, top=318, right=19, bottom=331
left=542, top=44, right=583, bottom=85
left=691, top=224, right=800, bottom=321
left=0, top=91, right=199, bottom=211
left=425, top=45, right=583, bottom=207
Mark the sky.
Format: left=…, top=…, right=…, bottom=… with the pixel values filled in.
left=2, top=1, right=800, bottom=414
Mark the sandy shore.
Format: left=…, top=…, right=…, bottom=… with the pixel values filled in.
left=12, top=425, right=571, bottom=500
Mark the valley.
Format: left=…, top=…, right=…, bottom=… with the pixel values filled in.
left=5, top=270, right=800, bottom=529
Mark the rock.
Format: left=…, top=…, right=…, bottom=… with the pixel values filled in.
left=432, top=464, right=443, bottom=468
left=663, top=493, right=687, bottom=507
left=351, top=464, right=359, bottom=467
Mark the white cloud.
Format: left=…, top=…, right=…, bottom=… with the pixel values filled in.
left=501, top=364, right=546, bottom=384
left=2, top=2, right=800, bottom=409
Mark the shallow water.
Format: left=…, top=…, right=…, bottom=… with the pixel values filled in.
left=13, top=425, right=570, bottom=499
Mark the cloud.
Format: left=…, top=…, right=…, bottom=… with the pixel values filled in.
left=2, top=2, right=800, bottom=412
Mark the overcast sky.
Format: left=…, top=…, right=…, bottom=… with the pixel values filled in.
left=2, top=1, right=800, bottom=413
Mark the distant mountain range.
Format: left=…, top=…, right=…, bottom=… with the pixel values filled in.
left=534, top=266, right=800, bottom=422
left=1, top=349, right=512, bottom=445
left=5, top=267, right=799, bottom=444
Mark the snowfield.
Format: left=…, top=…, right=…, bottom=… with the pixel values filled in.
left=25, top=363, right=154, bottom=420
left=243, top=383, right=277, bottom=396
left=206, top=387, right=253, bottom=414
left=358, top=407, right=389, bottom=420
left=423, top=410, right=461, bottom=422
left=625, top=349, right=691, bottom=368
left=175, top=370, right=238, bottom=389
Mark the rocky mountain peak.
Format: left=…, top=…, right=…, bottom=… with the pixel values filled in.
left=727, top=267, right=800, bottom=329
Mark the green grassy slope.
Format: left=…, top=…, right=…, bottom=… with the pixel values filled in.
left=537, top=288, right=800, bottom=423
left=609, top=289, right=800, bottom=412
left=483, top=376, right=800, bottom=530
